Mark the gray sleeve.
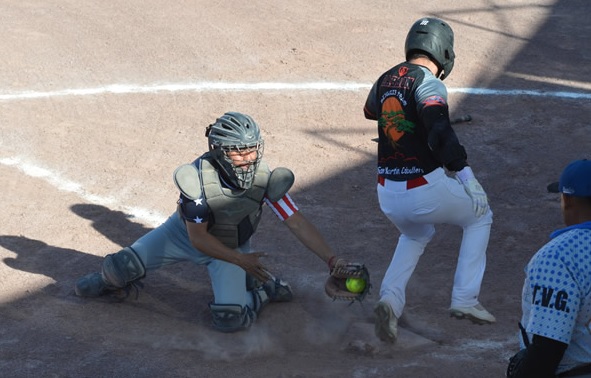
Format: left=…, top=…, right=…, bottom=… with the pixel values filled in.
left=414, top=68, right=448, bottom=111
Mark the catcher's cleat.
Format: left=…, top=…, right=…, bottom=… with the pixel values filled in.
left=75, top=272, right=112, bottom=297
left=263, top=277, right=293, bottom=302
left=450, top=304, right=496, bottom=325
left=374, top=301, right=398, bottom=343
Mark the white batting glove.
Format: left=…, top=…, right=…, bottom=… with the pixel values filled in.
left=456, top=166, right=489, bottom=217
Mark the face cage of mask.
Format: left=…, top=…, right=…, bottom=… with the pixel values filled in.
left=220, top=142, right=264, bottom=189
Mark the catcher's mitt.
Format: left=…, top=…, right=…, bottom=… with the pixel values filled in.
left=325, top=261, right=371, bottom=302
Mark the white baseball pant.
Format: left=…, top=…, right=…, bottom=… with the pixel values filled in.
left=376, top=167, right=493, bottom=318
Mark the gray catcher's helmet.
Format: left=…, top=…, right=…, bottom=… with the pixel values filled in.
left=205, top=112, right=264, bottom=189
left=404, top=17, right=455, bottom=80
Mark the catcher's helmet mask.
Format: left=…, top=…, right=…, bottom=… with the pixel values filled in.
left=206, top=112, right=264, bottom=190
left=404, top=17, right=455, bottom=80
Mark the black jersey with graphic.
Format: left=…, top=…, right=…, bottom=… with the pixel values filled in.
left=364, top=63, right=467, bottom=181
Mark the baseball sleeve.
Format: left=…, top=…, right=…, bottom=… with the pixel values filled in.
left=264, top=193, right=299, bottom=221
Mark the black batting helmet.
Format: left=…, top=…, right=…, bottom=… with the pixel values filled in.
left=405, top=17, right=455, bottom=80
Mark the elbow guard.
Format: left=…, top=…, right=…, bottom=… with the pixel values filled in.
left=421, top=105, right=467, bottom=169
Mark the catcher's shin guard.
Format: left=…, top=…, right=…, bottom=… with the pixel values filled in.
left=74, top=247, right=146, bottom=298
left=209, top=304, right=256, bottom=332
left=101, top=247, right=146, bottom=288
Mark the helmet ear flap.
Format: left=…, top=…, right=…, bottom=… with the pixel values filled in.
left=208, top=147, right=239, bottom=187
left=209, top=146, right=224, bottom=161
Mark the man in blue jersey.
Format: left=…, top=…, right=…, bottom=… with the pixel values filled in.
left=507, top=159, right=591, bottom=377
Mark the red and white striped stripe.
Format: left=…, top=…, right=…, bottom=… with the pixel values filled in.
left=264, top=193, right=299, bottom=221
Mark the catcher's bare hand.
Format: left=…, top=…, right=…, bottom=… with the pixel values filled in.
left=237, top=252, right=271, bottom=282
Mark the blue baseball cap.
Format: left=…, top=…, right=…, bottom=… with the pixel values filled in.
left=547, top=159, right=591, bottom=197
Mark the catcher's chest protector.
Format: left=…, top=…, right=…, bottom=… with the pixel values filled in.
left=200, top=157, right=270, bottom=248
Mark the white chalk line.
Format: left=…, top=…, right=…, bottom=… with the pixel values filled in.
left=0, top=82, right=369, bottom=101
left=2, top=81, right=590, bottom=228
left=452, top=87, right=591, bottom=99
left=0, top=82, right=589, bottom=100
left=0, top=156, right=167, bottom=227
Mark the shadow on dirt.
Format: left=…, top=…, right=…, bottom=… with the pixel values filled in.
left=0, top=203, right=153, bottom=283
left=0, top=203, right=211, bottom=314
left=0, top=235, right=99, bottom=285
left=70, top=203, right=153, bottom=247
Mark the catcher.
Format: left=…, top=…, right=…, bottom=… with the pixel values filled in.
left=74, top=111, right=369, bottom=332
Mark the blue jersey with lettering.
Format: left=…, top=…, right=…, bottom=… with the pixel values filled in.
left=520, top=221, right=591, bottom=374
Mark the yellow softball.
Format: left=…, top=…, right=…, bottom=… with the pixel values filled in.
left=345, top=277, right=366, bottom=293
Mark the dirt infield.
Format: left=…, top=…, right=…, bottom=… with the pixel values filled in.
left=1, top=1, right=590, bottom=377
